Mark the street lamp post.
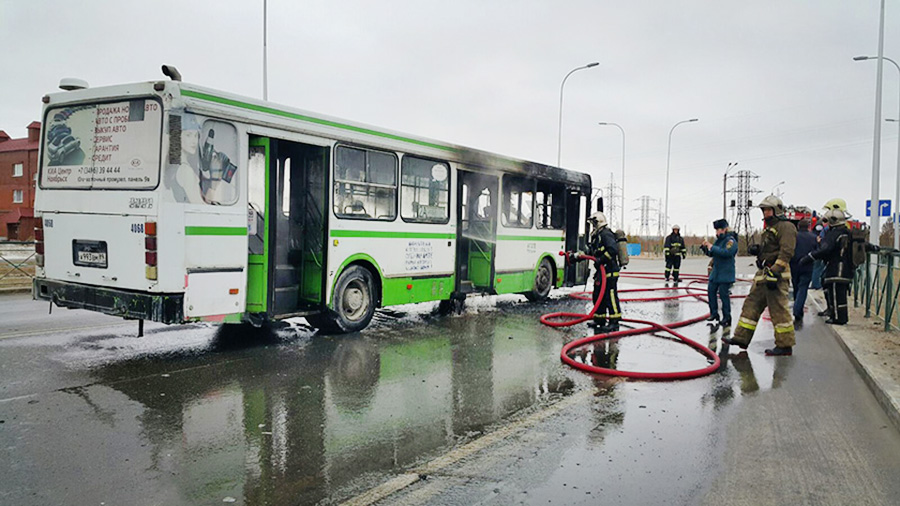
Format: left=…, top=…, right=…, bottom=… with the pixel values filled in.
left=722, top=162, right=738, bottom=219
left=557, top=62, right=599, bottom=168
left=664, top=118, right=699, bottom=231
left=599, top=122, right=625, bottom=230
left=263, top=0, right=268, bottom=101
left=856, top=54, right=900, bottom=249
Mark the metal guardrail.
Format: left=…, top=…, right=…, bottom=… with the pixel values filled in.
left=855, top=249, right=900, bottom=331
left=0, top=241, right=35, bottom=290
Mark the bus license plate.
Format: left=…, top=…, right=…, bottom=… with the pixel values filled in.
left=73, top=240, right=108, bottom=268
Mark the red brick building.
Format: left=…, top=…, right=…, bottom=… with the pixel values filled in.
left=0, top=122, right=40, bottom=240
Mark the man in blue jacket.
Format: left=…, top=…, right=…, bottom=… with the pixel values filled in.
left=790, top=218, right=817, bottom=328
left=701, top=219, right=738, bottom=328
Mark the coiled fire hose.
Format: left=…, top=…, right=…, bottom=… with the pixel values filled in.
left=542, top=252, right=748, bottom=380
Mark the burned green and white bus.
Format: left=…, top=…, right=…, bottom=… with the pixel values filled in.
left=33, top=74, right=591, bottom=333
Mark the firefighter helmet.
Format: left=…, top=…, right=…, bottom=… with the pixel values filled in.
left=588, top=211, right=608, bottom=228
left=827, top=209, right=847, bottom=226
left=823, top=198, right=847, bottom=212
left=672, top=224, right=680, bottom=230
left=758, top=195, right=785, bottom=214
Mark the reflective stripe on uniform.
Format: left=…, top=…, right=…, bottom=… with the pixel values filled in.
left=610, top=290, right=619, bottom=315
left=774, top=322, right=795, bottom=334
left=738, top=317, right=757, bottom=331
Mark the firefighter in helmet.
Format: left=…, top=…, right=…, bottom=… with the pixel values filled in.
left=587, top=211, right=622, bottom=332
left=723, top=195, right=797, bottom=356
left=823, top=198, right=847, bottom=212
left=664, top=224, right=686, bottom=283
left=799, top=209, right=852, bottom=324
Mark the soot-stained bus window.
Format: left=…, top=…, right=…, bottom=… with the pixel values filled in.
left=401, top=156, right=450, bottom=223
left=501, top=175, right=534, bottom=229
left=536, top=181, right=566, bottom=230
left=334, top=145, right=397, bottom=221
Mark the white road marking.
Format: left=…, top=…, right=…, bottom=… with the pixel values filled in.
left=340, top=389, right=591, bottom=506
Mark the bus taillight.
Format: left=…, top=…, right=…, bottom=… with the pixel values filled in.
left=145, top=221, right=157, bottom=280
left=34, top=220, right=44, bottom=267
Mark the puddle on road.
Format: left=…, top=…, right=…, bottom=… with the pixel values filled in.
left=1, top=284, right=788, bottom=505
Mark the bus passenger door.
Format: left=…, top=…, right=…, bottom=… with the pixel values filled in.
left=248, top=136, right=329, bottom=318
left=565, top=191, right=589, bottom=286
left=247, top=137, right=269, bottom=314
left=270, top=138, right=328, bottom=317
left=456, top=171, right=498, bottom=293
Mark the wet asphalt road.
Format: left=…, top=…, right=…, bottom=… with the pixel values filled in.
left=2, top=258, right=900, bottom=505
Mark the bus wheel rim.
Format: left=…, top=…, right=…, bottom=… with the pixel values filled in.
left=342, top=279, right=369, bottom=321
left=537, top=264, right=551, bottom=292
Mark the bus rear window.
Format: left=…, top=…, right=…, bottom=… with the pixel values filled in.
left=41, top=98, right=162, bottom=190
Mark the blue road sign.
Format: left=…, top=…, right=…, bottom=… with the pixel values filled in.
left=866, top=199, right=891, bottom=217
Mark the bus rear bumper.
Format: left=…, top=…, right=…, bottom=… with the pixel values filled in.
left=33, top=279, right=185, bottom=324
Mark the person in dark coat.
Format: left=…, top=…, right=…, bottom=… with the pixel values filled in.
left=701, top=219, right=738, bottom=328
left=799, top=210, right=852, bottom=324
left=790, top=218, right=817, bottom=327
left=664, top=225, right=686, bottom=282
left=810, top=223, right=826, bottom=290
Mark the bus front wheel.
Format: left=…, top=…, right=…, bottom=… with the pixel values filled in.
left=525, top=258, right=553, bottom=302
left=309, top=265, right=377, bottom=334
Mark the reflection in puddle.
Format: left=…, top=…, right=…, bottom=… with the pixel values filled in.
left=77, top=308, right=583, bottom=504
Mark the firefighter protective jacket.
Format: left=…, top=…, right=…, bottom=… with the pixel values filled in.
left=664, top=233, right=686, bottom=259
left=810, top=225, right=852, bottom=282
left=589, top=226, right=620, bottom=275
left=758, top=217, right=797, bottom=274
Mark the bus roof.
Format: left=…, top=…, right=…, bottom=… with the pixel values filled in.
left=175, top=82, right=592, bottom=192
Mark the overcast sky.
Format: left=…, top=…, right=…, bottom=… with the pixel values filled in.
left=2, top=1, right=899, bottom=235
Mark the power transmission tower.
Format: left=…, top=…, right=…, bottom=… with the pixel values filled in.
left=727, top=169, right=762, bottom=240
left=657, top=205, right=667, bottom=238
left=634, top=195, right=657, bottom=238
left=605, top=173, right=621, bottom=230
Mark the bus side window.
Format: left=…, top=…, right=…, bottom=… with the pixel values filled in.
left=333, top=145, right=397, bottom=221
left=198, top=120, right=239, bottom=206
left=501, top=175, right=534, bottom=228
left=536, top=181, right=565, bottom=230
left=248, top=146, right=266, bottom=255
left=400, top=156, right=449, bottom=223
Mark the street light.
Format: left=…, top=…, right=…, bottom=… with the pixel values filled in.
left=664, top=118, right=699, bottom=231
left=599, top=122, right=625, bottom=230
left=856, top=54, right=900, bottom=249
left=557, top=62, right=600, bottom=168
left=722, top=162, right=739, bottom=219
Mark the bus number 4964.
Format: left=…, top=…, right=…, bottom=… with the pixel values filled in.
left=131, top=223, right=144, bottom=234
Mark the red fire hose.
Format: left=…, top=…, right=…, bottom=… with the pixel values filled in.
left=543, top=253, right=748, bottom=380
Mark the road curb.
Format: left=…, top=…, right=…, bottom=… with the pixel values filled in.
left=811, top=293, right=900, bottom=433
left=0, top=286, right=32, bottom=294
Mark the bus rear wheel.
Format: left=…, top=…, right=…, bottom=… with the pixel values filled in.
left=308, top=265, right=376, bottom=334
left=525, top=258, right=554, bottom=302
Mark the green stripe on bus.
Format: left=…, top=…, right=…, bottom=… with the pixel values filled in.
left=331, top=230, right=455, bottom=240
left=497, top=235, right=563, bottom=242
left=182, top=89, right=457, bottom=153
left=185, top=226, right=247, bottom=236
